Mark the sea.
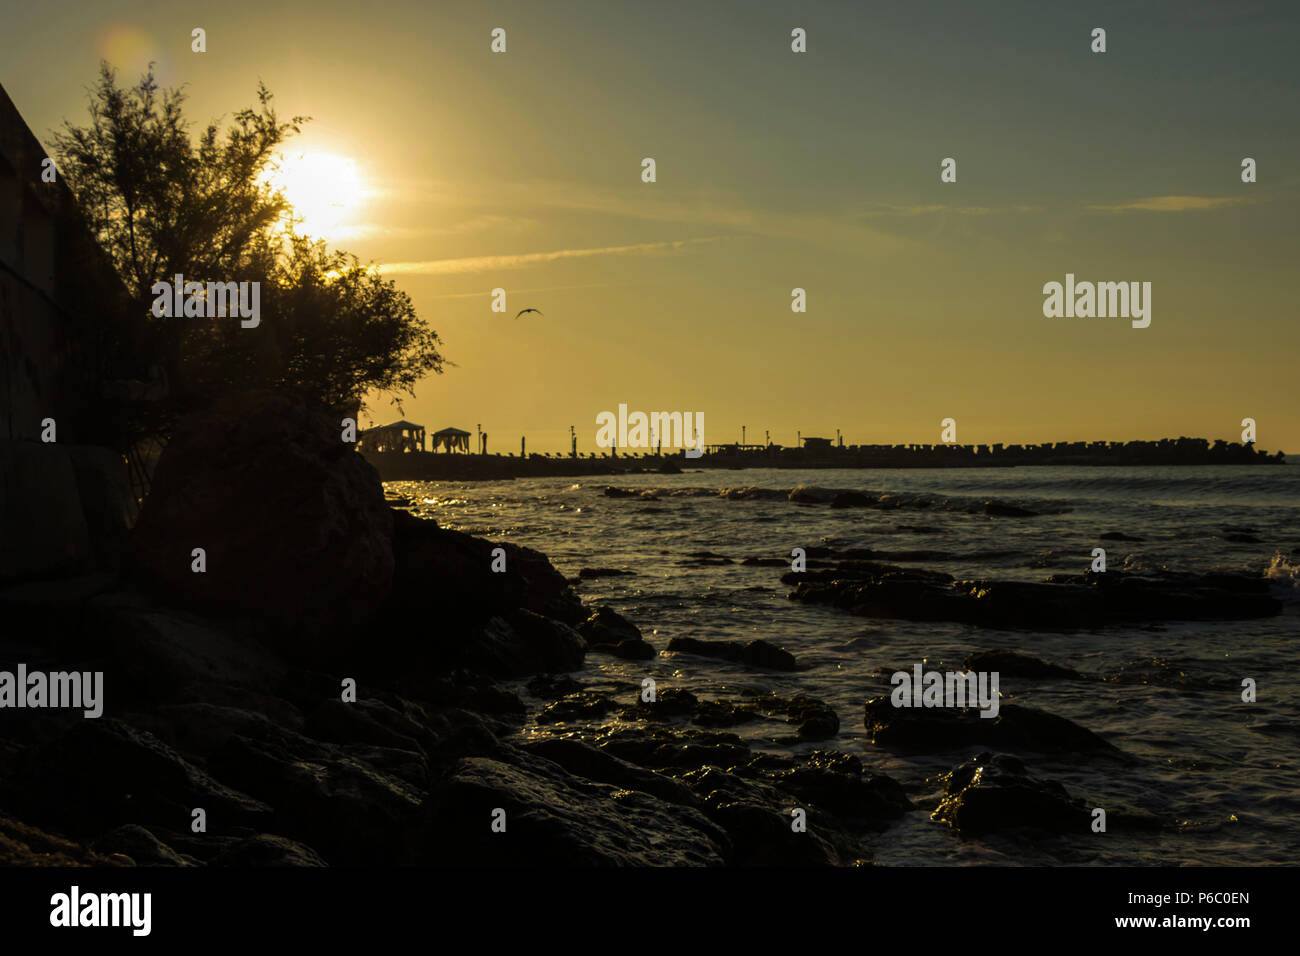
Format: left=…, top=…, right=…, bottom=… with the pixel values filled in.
left=386, top=464, right=1300, bottom=866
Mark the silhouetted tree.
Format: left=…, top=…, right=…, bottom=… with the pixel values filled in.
left=52, top=63, right=444, bottom=427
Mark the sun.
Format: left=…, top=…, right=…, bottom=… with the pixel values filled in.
left=265, top=152, right=366, bottom=239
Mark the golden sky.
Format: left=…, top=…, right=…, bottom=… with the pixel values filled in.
left=4, top=0, right=1297, bottom=453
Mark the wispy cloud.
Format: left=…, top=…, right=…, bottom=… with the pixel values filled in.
left=376, top=237, right=722, bottom=276
left=853, top=202, right=1043, bottom=218
left=1086, top=195, right=1250, bottom=213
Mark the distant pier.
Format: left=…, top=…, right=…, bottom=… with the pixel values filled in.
left=360, top=437, right=1284, bottom=482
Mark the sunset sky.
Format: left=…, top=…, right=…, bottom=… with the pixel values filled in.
left=3, top=0, right=1297, bottom=453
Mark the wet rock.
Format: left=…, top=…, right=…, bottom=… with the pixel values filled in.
left=459, top=611, right=586, bottom=678
left=378, top=510, right=588, bottom=668
left=984, top=501, right=1039, bottom=518
left=576, top=607, right=656, bottom=659
left=932, top=752, right=1089, bottom=835
left=420, top=750, right=729, bottom=866
left=521, top=738, right=699, bottom=806
left=758, top=751, right=912, bottom=824
left=535, top=691, right=619, bottom=724
left=666, top=637, right=799, bottom=671
left=682, top=765, right=854, bottom=865
left=304, top=698, right=429, bottom=754
left=578, top=567, right=637, bottom=579
left=694, top=699, right=761, bottom=728
left=599, top=638, right=658, bottom=660
left=91, top=824, right=197, bottom=866
left=597, top=725, right=753, bottom=772
left=128, top=390, right=394, bottom=653
left=4, top=719, right=273, bottom=838
left=576, top=606, right=641, bottom=646
left=210, top=833, right=328, bottom=866
left=830, top=491, right=874, bottom=508
left=962, top=649, right=1085, bottom=680
left=526, top=673, right=584, bottom=699
left=790, top=563, right=1281, bottom=627
left=789, top=485, right=836, bottom=504
left=862, top=698, right=1122, bottom=756
left=603, top=487, right=642, bottom=498
left=75, top=595, right=288, bottom=705
left=629, top=688, right=699, bottom=721
left=692, top=692, right=838, bottom=741
left=1100, top=531, right=1143, bottom=541
left=0, top=813, right=129, bottom=866
left=208, top=731, right=423, bottom=865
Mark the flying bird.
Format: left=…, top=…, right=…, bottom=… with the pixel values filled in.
left=514, top=308, right=543, bottom=319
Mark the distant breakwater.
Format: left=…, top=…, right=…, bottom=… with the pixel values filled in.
left=360, top=438, right=1283, bottom=482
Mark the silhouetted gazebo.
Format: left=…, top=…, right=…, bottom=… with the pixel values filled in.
left=358, top=420, right=425, bottom=453
left=431, top=427, right=472, bottom=453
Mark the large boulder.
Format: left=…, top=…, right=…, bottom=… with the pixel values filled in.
left=420, top=750, right=730, bottom=866
left=2, top=719, right=273, bottom=838
left=128, top=390, right=394, bottom=652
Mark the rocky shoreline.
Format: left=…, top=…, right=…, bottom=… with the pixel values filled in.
left=0, top=392, right=1192, bottom=867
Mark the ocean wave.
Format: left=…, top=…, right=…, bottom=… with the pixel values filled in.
left=601, top=484, right=1071, bottom=515
left=1265, top=551, right=1300, bottom=596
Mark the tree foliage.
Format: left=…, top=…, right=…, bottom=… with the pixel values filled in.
left=52, top=63, right=444, bottom=423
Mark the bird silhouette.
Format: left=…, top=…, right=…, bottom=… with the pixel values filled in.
left=514, top=308, right=543, bottom=319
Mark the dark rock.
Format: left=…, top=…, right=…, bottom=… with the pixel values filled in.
left=602, top=487, right=641, bottom=498
left=666, top=636, right=798, bottom=671
left=577, top=567, right=637, bottom=579
left=4, top=719, right=273, bottom=838
left=535, top=691, right=619, bottom=724
left=629, top=687, right=699, bottom=720
left=788, top=486, right=836, bottom=504
left=208, top=731, right=423, bottom=865
left=862, top=698, right=1122, bottom=756
left=597, top=725, right=753, bottom=772
left=379, top=510, right=587, bottom=657
left=128, top=390, right=395, bottom=653
left=521, top=738, right=699, bottom=806
left=984, top=501, right=1039, bottom=518
left=91, top=824, right=197, bottom=866
left=577, top=607, right=642, bottom=646
left=75, top=594, right=288, bottom=705
left=304, top=698, right=429, bottom=754
left=692, top=692, right=838, bottom=741
left=598, top=638, right=658, bottom=660
left=526, top=673, right=584, bottom=699
left=962, top=649, right=1085, bottom=680
left=681, top=765, right=853, bottom=865
left=789, top=563, right=1281, bottom=628
left=420, top=751, right=729, bottom=866
left=932, top=752, right=1089, bottom=835
left=210, top=833, right=328, bottom=866
left=1100, top=531, right=1143, bottom=542
left=830, top=491, right=873, bottom=508
left=0, top=813, right=129, bottom=866
left=760, top=751, right=912, bottom=824
left=459, top=611, right=587, bottom=678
